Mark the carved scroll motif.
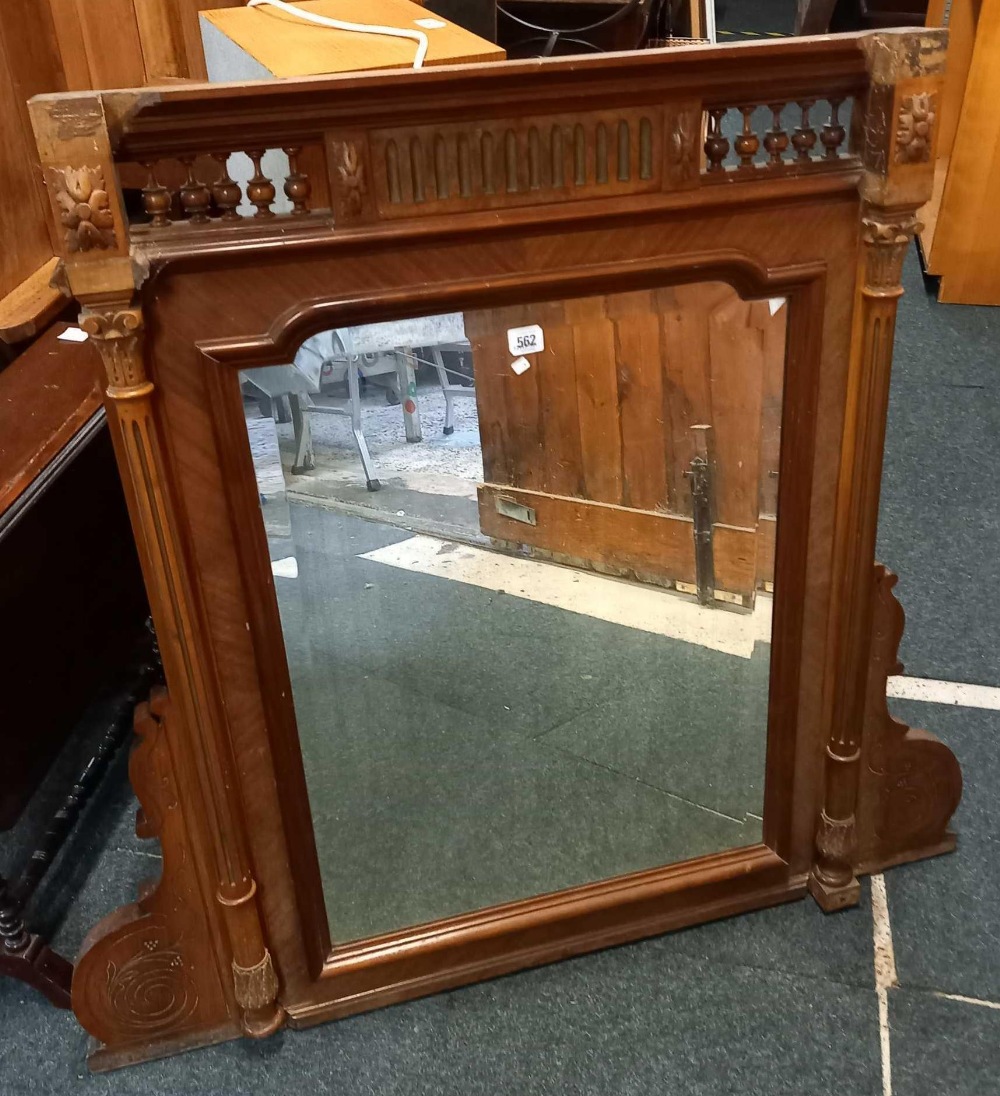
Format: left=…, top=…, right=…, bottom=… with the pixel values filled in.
left=855, top=566, right=962, bottom=871
left=72, top=689, right=233, bottom=1053
left=48, top=166, right=117, bottom=252
left=894, top=92, right=936, bottom=165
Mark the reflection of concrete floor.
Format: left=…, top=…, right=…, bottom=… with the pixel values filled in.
left=279, top=383, right=484, bottom=541
left=271, top=502, right=768, bottom=944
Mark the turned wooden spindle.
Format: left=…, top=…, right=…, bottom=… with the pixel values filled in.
left=820, top=100, right=847, bottom=160
left=734, top=106, right=760, bottom=170
left=762, top=104, right=788, bottom=166
left=246, top=150, right=276, bottom=218
left=704, top=108, right=730, bottom=173
left=211, top=154, right=243, bottom=221
left=178, top=156, right=211, bottom=223
left=792, top=101, right=817, bottom=162
left=282, top=147, right=311, bottom=215
left=141, top=162, right=172, bottom=228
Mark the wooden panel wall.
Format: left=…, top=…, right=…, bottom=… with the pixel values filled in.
left=1, top=0, right=238, bottom=323
left=467, top=283, right=787, bottom=597
left=47, top=0, right=240, bottom=88
left=0, top=2, right=66, bottom=301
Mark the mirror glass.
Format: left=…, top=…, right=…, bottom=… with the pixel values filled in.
left=239, top=282, right=786, bottom=942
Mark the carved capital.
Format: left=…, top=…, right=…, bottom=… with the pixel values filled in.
left=80, top=306, right=149, bottom=395
left=861, top=212, right=921, bottom=290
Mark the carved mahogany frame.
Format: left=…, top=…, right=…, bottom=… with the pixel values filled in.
left=29, top=31, right=961, bottom=1068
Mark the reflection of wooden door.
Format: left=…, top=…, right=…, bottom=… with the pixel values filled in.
left=466, top=283, right=786, bottom=603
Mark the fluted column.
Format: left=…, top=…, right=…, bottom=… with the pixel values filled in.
left=81, top=302, right=284, bottom=1039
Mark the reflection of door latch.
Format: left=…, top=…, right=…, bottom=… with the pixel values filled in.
left=684, top=425, right=715, bottom=606
left=495, top=495, right=537, bottom=525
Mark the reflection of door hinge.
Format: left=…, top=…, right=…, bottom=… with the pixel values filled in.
left=685, top=425, right=715, bottom=606
left=495, top=495, right=537, bottom=525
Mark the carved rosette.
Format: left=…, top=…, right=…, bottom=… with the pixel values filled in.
left=48, top=166, right=117, bottom=252
left=861, top=213, right=921, bottom=291
left=80, top=306, right=148, bottom=396
left=895, top=92, right=936, bottom=165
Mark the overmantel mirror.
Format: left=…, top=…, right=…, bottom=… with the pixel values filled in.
left=29, top=30, right=962, bottom=1068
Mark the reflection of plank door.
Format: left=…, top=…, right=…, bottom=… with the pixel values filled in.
left=466, top=284, right=786, bottom=601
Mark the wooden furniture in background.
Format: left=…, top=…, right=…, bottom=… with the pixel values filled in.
left=29, top=30, right=961, bottom=1069
left=0, top=322, right=149, bottom=826
left=468, top=286, right=783, bottom=601
left=0, top=324, right=150, bottom=1001
left=918, top=0, right=1000, bottom=304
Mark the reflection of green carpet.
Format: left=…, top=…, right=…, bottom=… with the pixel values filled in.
left=276, top=502, right=769, bottom=943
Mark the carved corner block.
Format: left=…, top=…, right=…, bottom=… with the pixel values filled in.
left=858, top=29, right=947, bottom=208
left=854, top=565, right=963, bottom=875
left=28, top=95, right=132, bottom=278
left=72, top=688, right=239, bottom=1068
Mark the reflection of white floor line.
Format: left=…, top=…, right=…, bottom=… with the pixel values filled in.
left=360, top=535, right=771, bottom=658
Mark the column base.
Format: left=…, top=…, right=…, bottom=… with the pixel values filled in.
left=808, top=872, right=861, bottom=913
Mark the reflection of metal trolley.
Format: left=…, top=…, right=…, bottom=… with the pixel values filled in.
left=241, top=315, right=474, bottom=492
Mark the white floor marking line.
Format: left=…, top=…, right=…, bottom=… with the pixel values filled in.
left=886, top=676, right=1000, bottom=710
left=933, top=992, right=1000, bottom=1011
left=872, top=873, right=897, bottom=1096
left=360, top=536, right=772, bottom=658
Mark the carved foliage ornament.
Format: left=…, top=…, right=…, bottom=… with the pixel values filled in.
left=669, top=111, right=697, bottom=183
left=895, top=92, right=935, bottom=165
left=50, top=166, right=116, bottom=252
left=337, top=143, right=366, bottom=217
